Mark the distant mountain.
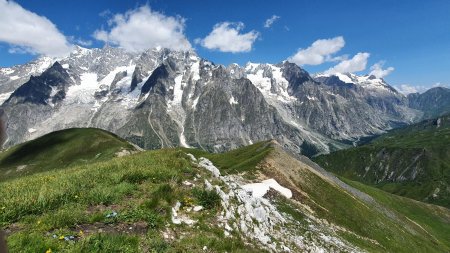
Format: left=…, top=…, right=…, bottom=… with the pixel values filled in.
left=0, top=46, right=446, bottom=156
left=408, top=86, right=450, bottom=119
left=0, top=128, right=138, bottom=181
left=314, top=114, right=450, bottom=208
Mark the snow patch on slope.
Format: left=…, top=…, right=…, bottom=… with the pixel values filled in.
left=245, top=63, right=296, bottom=103
left=169, top=75, right=183, bottom=108
left=191, top=156, right=357, bottom=252
left=243, top=179, right=292, bottom=199
left=229, top=96, right=238, bottom=105
left=66, top=72, right=99, bottom=104
left=0, top=92, right=13, bottom=105
left=1, top=68, right=14, bottom=75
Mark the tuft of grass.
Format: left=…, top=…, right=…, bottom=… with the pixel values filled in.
left=121, top=171, right=150, bottom=184
left=72, top=233, right=139, bottom=252
left=39, top=204, right=89, bottom=230
left=7, top=231, right=59, bottom=253
left=192, top=188, right=221, bottom=210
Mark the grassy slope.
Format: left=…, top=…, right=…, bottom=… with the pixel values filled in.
left=183, top=140, right=274, bottom=174
left=1, top=139, right=450, bottom=252
left=1, top=148, right=263, bottom=253
left=0, top=128, right=137, bottom=181
left=314, top=115, right=450, bottom=207
left=258, top=145, right=450, bottom=252
left=342, top=177, right=450, bottom=250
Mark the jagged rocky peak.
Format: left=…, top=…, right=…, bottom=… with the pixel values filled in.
left=0, top=55, right=56, bottom=96
left=279, top=61, right=315, bottom=84
left=4, top=61, right=73, bottom=106
left=226, top=63, right=245, bottom=79
left=0, top=46, right=437, bottom=156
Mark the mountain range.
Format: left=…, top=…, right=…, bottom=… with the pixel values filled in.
left=1, top=46, right=449, bottom=156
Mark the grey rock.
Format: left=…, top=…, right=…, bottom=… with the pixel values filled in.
left=0, top=46, right=447, bottom=156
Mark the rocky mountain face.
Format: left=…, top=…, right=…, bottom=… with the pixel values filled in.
left=407, top=86, right=450, bottom=119
left=0, top=46, right=433, bottom=156
left=0, top=56, right=54, bottom=104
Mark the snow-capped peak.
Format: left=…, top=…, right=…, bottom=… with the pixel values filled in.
left=243, top=62, right=296, bottom=103
left=70, top=45, right=92, bottom=58
left=315, top=72, right=395, bottom=92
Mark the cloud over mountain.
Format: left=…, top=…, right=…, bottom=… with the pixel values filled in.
left=288, top=36, right=345, bottom=66
left=0, top=0, right=72, bottom=57
left=324, top=52, right=370, bottom=74
left=196, top=22, right=259, bottom=53
left=369, top=61, right=394, bottom=78
left=93, top=5, right=191, bottom=52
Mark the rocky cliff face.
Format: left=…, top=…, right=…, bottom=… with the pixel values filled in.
left=0, top=46, right=432, bottom=156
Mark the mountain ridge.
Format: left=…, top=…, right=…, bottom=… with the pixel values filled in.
left=0, top=46, right=447, bottom=156
left=314, top=113, right=450, bottom=207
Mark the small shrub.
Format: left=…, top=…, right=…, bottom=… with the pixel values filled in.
left=192, top=188, right=221, bottom=210
left=145, top=184, right=175, bottom=210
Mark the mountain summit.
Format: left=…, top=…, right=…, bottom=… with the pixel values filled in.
left=0, top=46, right=447, bottom=156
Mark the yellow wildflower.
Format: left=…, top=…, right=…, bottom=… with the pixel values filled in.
left=59, top=235, right=65, bottom=240
left=46, top=249, right=52, bottom=253
left=37, top=220, right=42, bottom=225
left=78, top=230, right=84, bottom=236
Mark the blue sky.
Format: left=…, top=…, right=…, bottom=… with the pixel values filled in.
left=1, top=0, right=449, bottom=93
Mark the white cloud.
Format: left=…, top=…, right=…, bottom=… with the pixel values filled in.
left=433, top=82, right=450, bottom=88
left=93, top=30, right=109, bottom=42
left=0, top=0, right=72, bottom=57
left=369, top=61, right=394, bottom=78
left=75, top=39, right=93, bottom=47
left=288, top=36, right=345, bottom=66
left=93, top=5, right=191, bottom=52
left=324, top=52, right=370, bottom=74
left=264, top=15, right=280, bottom=28
left=394, top=84, right=423, bottom=95
left=196, top=22, right=259, bottom=53
left=395, top=83, right=450, bottom=95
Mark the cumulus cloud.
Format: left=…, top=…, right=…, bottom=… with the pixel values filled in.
left=264, top=15, right=280, bottom=28
left=395, top=83, right=450, bottom=95
left=394, top=84, right=424, bottom=95
left=369, top=61, right=394, bottom=78
left=0, top=0, right=72, bottom=56
left=93, top=5, right=191, bottom=52
left=324, top=52, right=370, bottom=74
left=288, top=36, right=345, bottom=66
left=196, top=22, right=259, bottom=53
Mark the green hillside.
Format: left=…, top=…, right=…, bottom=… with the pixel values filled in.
left=314, top=114, right=450, bottom=208
left=1, top=137, right=450, bottom=252
left=0, top=128, right=138, bottom=181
